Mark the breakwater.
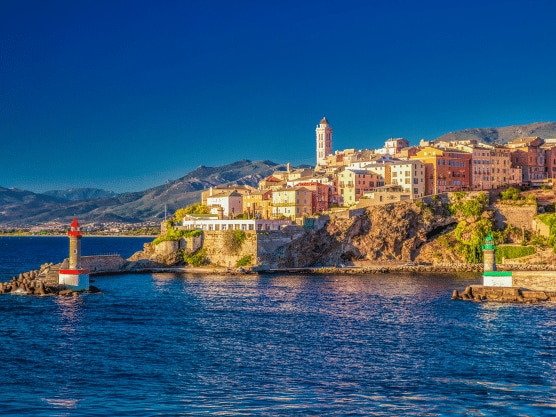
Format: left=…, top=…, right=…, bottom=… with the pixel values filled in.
left=453, top=285, right=556, bottom=303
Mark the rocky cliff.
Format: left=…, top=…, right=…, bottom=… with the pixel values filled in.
left=276, top=197, right=458, bottom=267
left=134, top=192, right=535, bottom=269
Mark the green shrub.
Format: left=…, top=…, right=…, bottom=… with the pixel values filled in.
left=500, top=186, right=521, bottom=201
left=453, top=217, right=494, bottom=263
left=223, top=229, right=246, bottom=254
left=495, top=246, right=534, bottom=263
left=236, top=255, right=252, bottom=267
left=448, top=192, right=488, bottom=218
left=153, top=227, right=202, bottom=245
left=182, top=249, right=208, bottom=267
left=174, top=203, right=211, bottom=222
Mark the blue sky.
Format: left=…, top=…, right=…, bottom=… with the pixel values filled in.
left=1, top=0, right=555, bottom=193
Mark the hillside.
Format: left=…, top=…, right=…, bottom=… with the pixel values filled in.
left=435, top=122, right=556, bottom=144
left=42, top=188, right=118, bottom=201
left=0, top=160, right=283, bottom=226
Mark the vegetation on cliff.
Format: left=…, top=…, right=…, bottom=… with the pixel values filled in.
left=153, top=221, right=202, bottom=245
left=174, top=203, right=211, bottom=221
left=448, top=192, right=493, bottom=263
left=499, top=186, right=537, bottom=206
left=179, top=248, right=208, bottom=267
left=223, top=230, right=247, bottom=254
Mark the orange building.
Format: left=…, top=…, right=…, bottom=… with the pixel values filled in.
left=295, top=182, right=330, bottom=213
left=412, top=147, right=472, bottom=195
left=508, top=137, right=545, bottom=184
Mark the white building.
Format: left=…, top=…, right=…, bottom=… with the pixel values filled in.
left=388, top=160, right=426, bottom=198
left=207, top=190, right=243, bottom=218
left=376, top=138, right=410, bottom=155
left=182, top=218, right=292, bottom=232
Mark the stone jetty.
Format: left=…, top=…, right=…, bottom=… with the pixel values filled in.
left=452, top=285, right=556, bottom=303
left=0, top=263, right=101, bottom=297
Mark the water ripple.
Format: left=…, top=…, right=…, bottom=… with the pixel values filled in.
left=1, top=240, right=555, bottom=416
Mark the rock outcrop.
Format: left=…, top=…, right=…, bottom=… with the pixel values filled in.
left=275, top=198, right=456, bottom=268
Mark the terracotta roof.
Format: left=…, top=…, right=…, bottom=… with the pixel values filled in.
left=264, top=175, right=284, bottom=182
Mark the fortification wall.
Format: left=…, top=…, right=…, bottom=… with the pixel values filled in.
left=532, top=218, right=550, bottom=237
left=80, top=255, right=127, bottom=273
left=512, top=271, right=556, bottom=292
left=256, top=227, right=306, bottom=267
left=493, top=204, right=537, bottom=230
left=202, top=230, right=258, bottom=267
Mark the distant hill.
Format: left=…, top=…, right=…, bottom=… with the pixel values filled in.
left=0, top=160, right=283, bottom=226
left=42, top=188, right=118, bottom=201
left=435, top=122, right=556, bottom=144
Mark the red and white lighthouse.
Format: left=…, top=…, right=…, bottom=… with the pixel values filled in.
left=59, top=217, right=90, bottom=290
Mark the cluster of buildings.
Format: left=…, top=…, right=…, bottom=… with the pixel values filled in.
left=183, top=118, right=556, bottom=223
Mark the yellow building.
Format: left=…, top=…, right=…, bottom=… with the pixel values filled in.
left=242, top=190, right=272, bottom=219
left=271, top=187, right=313, bottom=220
left=336, top=169, right=381, bottom=206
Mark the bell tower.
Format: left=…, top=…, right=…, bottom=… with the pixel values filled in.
left=316, top=116, right=332, bottom=167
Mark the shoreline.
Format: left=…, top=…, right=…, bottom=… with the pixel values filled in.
left=90, top=262, right=556, bottom=277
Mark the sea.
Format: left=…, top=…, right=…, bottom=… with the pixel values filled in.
left=0, top=236, right=555, bottom=416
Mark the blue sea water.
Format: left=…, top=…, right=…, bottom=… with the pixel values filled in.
left=0, top=237, right=555, bottom=416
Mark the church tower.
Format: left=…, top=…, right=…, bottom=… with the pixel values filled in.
left=316, top=116, right=333, bottom=167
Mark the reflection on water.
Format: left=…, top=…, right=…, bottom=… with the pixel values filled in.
left=54, top=296, right=83, bottom=334
left=1, top=271, right=555, bottom=416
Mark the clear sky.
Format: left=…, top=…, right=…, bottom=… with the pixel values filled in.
left=1, top=0, right=555, bottom=193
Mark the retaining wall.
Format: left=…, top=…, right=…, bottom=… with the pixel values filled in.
left=493, top=204, right=537, bottom=230
left=512, top=271, right=556, bottom=292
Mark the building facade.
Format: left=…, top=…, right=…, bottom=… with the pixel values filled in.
left=388, top=160, right=426, bottom=198
left=271, top=187, right=313, bottom=219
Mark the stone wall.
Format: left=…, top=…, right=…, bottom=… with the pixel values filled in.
left=493, top=203, right=537, bottom=230
left=256, top=226, right=306, bottom=267
left=80, top=255, right=127, bottom=273
left=202, top=230, right=258, bottom=267
left=512, top=271, right=556, bottom=292
left=201, top=225, right=306, bottom=268
left=532, top=218, right=550, bottom=237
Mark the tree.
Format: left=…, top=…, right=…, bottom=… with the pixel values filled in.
left=174, top=203, right=211, bottom=222
left=500, top=186, right=520, bottom=201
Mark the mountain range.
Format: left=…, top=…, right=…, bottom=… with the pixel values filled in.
left=2, top=122, right=556, bottom=227
left=435, top=122, right=556, bottom=144
left=0, top=160, right=283, bottom=226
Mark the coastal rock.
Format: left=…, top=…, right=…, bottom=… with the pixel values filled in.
left=456, top=285, right=555, bottom=303
left=35, top=282, right=46, bottom=296
left=88, top=285, right=102, bottom=294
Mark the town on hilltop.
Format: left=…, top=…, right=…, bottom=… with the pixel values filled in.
left=180, top=117, right=555, bottom=226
